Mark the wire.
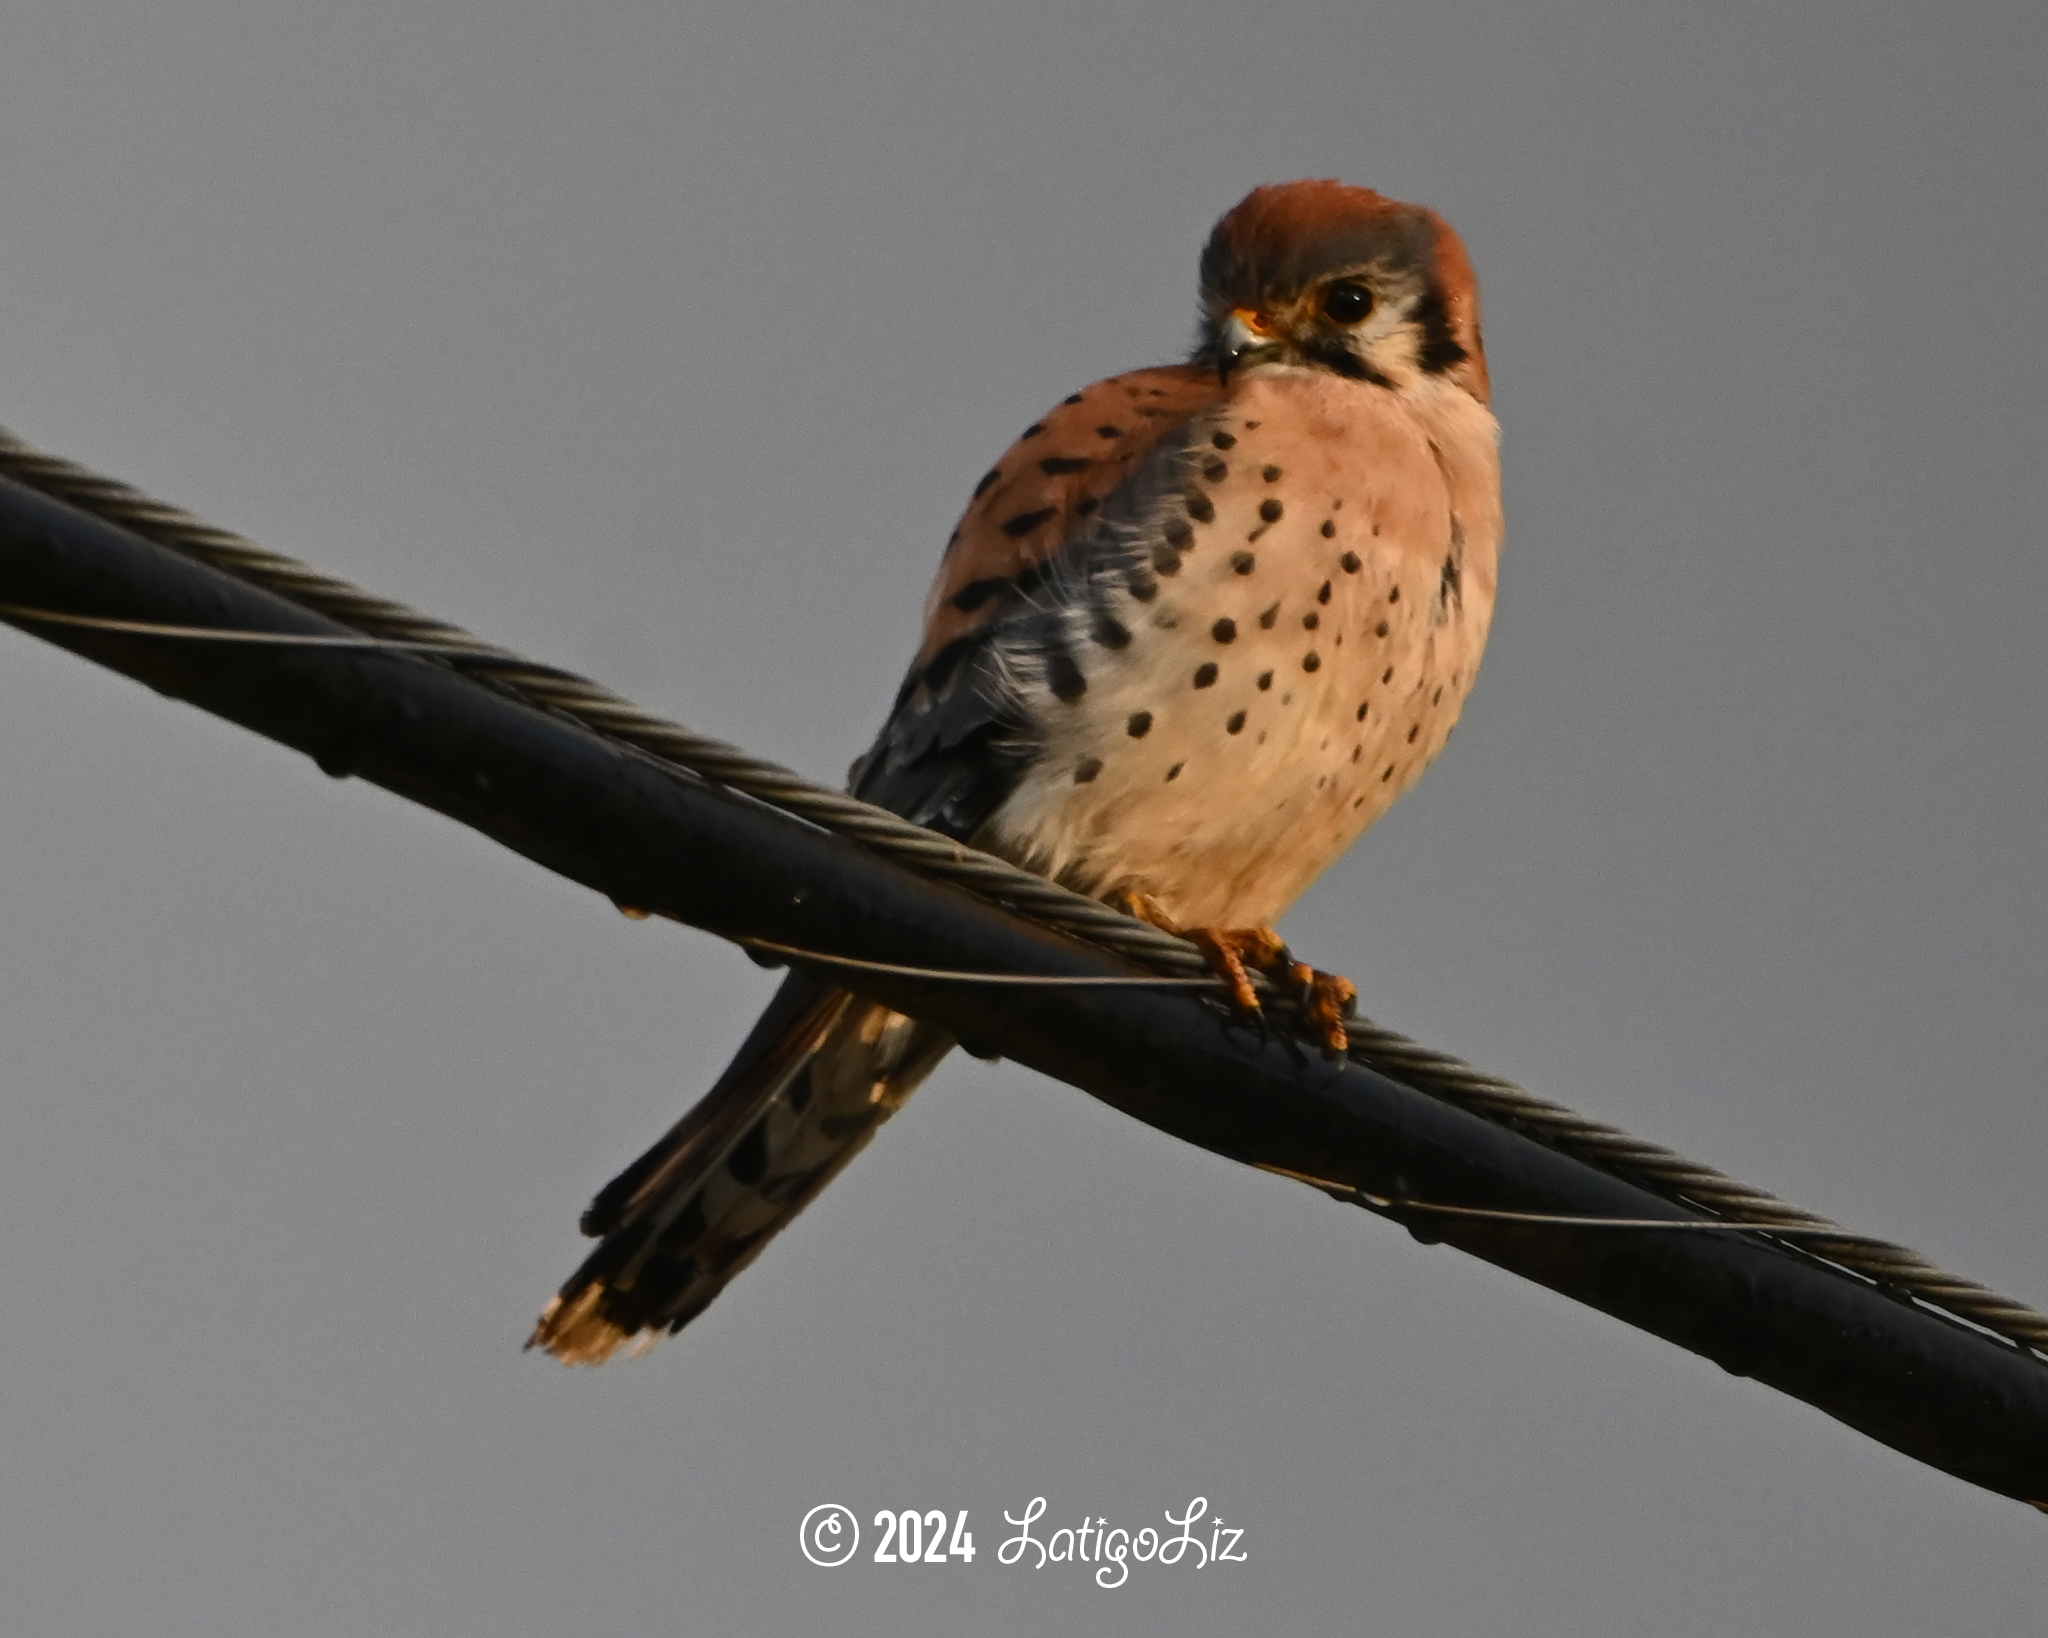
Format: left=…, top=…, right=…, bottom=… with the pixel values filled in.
left=737, top=937, right=1227, bottom=987
left=5, top=421, right=2045, bottom=1359
left=0, top=603, right=466, bottom=651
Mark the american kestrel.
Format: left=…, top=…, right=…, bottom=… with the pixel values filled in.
left=533, top=179, right=1500, bottom=1362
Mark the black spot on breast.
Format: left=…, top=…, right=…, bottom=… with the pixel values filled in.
left=1263, top=465, right=1282, bottom=483
left=1151, top=544, right=1183, bottom=575
left=1127, top=711, right=1152, bottom=738
left=1302, top=653, right=1321, bottom=672
left=1355, top=701, right=1370, bottom=720
left=1093, top=616, right=1132, bottom=650
left=1317, top=580, right=1333, bottom=604
left=1322, top=520, right=1338, bottom=539
left=1440, top=553, right=1463, bottom=605
left=1125, top=568, right=1159, bottom=602
left=1258, top=602, right=1279, bottom=628
left=1388, top=585, right=1401, bottom=603
left=1040, top=455, right=1090, bottom=476
left=1258, top=498, right=1284, bottom=523
left=1063, top=392, right=1086, bottom=405
left=973, top=467, right=1002, bottom=498
left=1257, top=670, right=1274, bottom=691
left=951, top=577, right=1007, bottom=613
left=1243, top=420, right=1260, bottom=430
left=1382, top=666, right=1395, bottom=683
left=1077, top=495, right=1100, bottom=516
left=1045, top=651, right=1088, bottom=702
left=1193, top=662, right=1219, bottom=688
left=1374, top=620, right=1390, bottom=637
left=1165, top=762, right=1183, bottom=782
left=1433, top=686, right=1443, bottom=704
left=1202, top=456, right=1229, bottom=482
left=1302, top=611, right=1320, bottom=631
left=1211, top=430, right=1237, bottom=450
left=1022, top=422, right=1047, bottom=439
left=1002, top=506, right=1058, bottom=538
left=1231, top=551, right=1256, bottom=575
left=1226, top=710, right=1247, bottom=734
left=1097, top=424, right=1125, bottom=439
left=1163, top=517, right=1194, bottom=549
left=1407, top=725, right=1421, bottom=743
left=1211, top=617, right=1237, bottom=643
left=1074, top=757, right=1103, bottom=784
left=1382, top=764, right=1396, bottom=782
left=1340, top=550, right=1361, bottom=572
left=1186, top=491, right=1217, bottom=524
left=1352, top=745, right=1363, bottom=762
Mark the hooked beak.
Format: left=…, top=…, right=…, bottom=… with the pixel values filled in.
left=1216, top=308, right=1283, bottom=382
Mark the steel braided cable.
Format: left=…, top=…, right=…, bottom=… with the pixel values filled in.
left=4, top=423, right=2043, bottom=1355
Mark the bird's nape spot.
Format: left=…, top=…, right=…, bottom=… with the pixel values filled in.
left=1231, top=551, right=1256, bottom=575
left=1002, top=506, right=1058, bottom=538
left=1257, top=670, right=1274, bottom=691
left=1193, top=662, right=1219, bottom=688
left=1074, top=757, right=1103, bottom=784
left=1127, top=711, right=1153, bottom=738
left=973, top=467, right=1002, bottom=498
left=1211, top=430, right=1237, bottom=450
left=1302, top=652, right=1321, bottom=672
left=1226, top=710, right=1247, bottom=734
left=1211, top=617, right=1237, bottom=643
left=1258, top=498, right=1284, bottom=524
left=1045, top=651, right=1088, bottom=702
left=1040, top=455, right=1090, bottom=476
left=951, top=577, right=1007, bottom=613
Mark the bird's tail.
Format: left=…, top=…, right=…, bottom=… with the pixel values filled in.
left=529, top=972, right=953, bottom=1363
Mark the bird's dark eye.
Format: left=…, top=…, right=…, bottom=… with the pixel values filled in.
left=1322, top=282, right=1374, bottom=325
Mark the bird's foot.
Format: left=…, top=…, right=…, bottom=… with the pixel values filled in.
left=1109, top=890, right=1357, bottom=1054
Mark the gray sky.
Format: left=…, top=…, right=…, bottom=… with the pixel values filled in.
left=2, top=1, right=2045, bottom=1631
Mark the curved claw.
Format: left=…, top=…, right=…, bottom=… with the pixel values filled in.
left=1107, top=891, right=1356, bottom=1053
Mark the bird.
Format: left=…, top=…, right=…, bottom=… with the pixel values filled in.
left=531, top=179, right=1501, bottom=1363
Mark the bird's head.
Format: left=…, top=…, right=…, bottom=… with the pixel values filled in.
left=1195, top=180, right=1488, bottom=405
